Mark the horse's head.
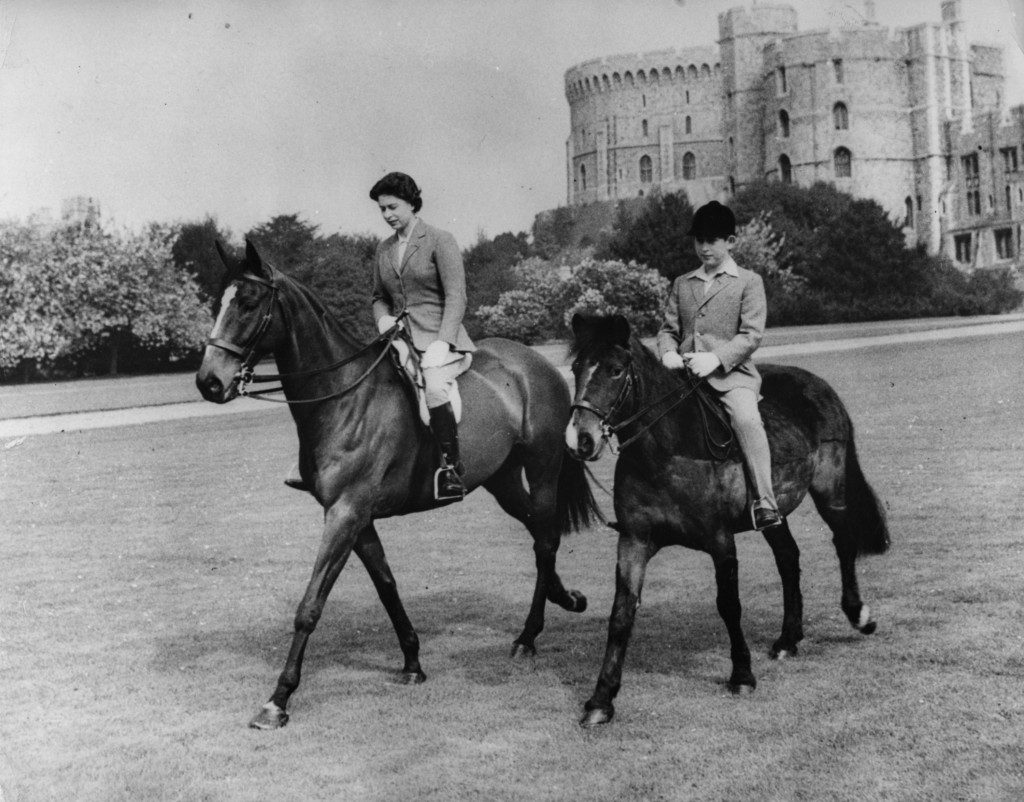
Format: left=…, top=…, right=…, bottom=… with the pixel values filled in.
left=195, top=240, right=286, bottom=403
left=565, top=313, right=635, bottom=461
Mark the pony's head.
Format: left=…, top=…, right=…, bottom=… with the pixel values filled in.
left=565, top=313, right=634, bottom=461
left=195, top=240, right=287, bottom=403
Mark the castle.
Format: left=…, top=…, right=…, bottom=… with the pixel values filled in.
left=563, top=0, right=1024, bottom=269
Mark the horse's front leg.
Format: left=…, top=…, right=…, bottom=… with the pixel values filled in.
left=250, top=501, right=366, bottom=730
left=762, top=520, right=804, bottom=658
left=710, top=533, right=756, bottom=693
left=581, top=531, right=656, bottom=727
left=353, top=523, right=425, bottom=684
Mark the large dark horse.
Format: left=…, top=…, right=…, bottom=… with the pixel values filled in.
left=565, top=314, right=889, bottom=727
left=195, top=242, right=600, bottom=729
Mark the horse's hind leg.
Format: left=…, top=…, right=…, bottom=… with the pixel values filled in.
left=484, top=459, right=584, bottom=658
left=582, top=532, right=656, bottom=727
left=762, top=520, right=804, bottom=658
left=810, top=471, right=878, bottom=636
left=353, top=524, right=425, bottom=685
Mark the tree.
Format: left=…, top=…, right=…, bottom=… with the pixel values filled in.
left=171, top=216, right=236, bottom=308
left=463, top=230, right=531, bottom=335
left=598, top=190, right=699, bottom=279
left=245, top=214, right=322, bottom=275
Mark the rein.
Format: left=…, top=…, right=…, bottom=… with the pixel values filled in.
left=205, top=270, right=407, bottom=406
left=572, top=359, right=733, bottom=457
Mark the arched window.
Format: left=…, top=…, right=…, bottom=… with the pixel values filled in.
left=700, top=63, right=711, bottom=79
left=580, top=165, right=587, bottom=191
left=685, top=116, right=692, bottom=134
left=640, top=155, right=653, bottom=183
left=778, top=110, right=790, bottom=138
left=662, top=67, right=672, bottom=82
left=833, top=102, right=849, bottom=130
left=904, top=196, right=914, bottom=227
left=642, top=119, right=648, bottom=137
left=624, top=71, right=634, bottom=86
left=834, top=147, right=852, bottom=177
left=688, top=64, right=698, bottom=80
left=779, top=154, right=792, bottom=184
left=682, top=152, right=696, bottom=180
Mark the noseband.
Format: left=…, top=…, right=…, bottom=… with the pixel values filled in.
left=206, top=272, right=280, bottom=390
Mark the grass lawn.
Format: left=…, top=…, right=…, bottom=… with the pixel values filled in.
left=1, top=333, right=1023, bottom=800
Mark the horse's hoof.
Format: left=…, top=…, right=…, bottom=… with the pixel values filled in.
left=394, top=669, right=427, bottom=685
left=770, top=642, right=798, bottom=660
left=510, top=642, right=537, bottom=659
left=580, top=705, right=614, bottom=728
left=249, top=702, right=289, bottom=730
left=855, top=605, right=877, bottom=634
left=727, top=672, right=757, bottom=695
left=565, top=590, right=588, bottom=614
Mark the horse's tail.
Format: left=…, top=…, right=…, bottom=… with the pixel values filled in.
left=845, top=435, right=890, bottom=556
left=556, top=454, right=605, bottom=535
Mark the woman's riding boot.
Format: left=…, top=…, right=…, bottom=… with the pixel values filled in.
left=428, top=402, right=465, bottom=501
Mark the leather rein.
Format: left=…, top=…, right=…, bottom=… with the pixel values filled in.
left=571, top=358, right=733, bottom=457
left=205, top=271, right=405, bottom=405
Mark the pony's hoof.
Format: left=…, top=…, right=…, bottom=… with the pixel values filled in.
left=770, top=642, right=798, bottom=660
left=727, top=672, right=757, bottom=695
left=510, top=642, right=537, bottom=659
left=854, top=605, right=877, bottom=634
left=565, top=590, right=588, bottom=614
left=580, top=704, right=614, bottom=728
left=249, top=702, right=289, bottom=730
left=394, top=669, right=427, bottom=685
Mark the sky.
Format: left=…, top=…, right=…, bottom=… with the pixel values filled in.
left=1, top=0, right=1023, bottom=246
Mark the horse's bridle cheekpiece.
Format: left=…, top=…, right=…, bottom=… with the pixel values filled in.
left=205, top=271, right=280, bottom=393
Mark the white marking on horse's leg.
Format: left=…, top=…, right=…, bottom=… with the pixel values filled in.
left=858, top=605, right=871, bottom=629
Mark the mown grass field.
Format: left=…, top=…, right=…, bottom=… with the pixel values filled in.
left=2, top=332, right=1023, bottom=801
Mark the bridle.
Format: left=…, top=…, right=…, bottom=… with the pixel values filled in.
left=205, top=270, right=406, bottom=405
left=570, top=353, right=730, bottom=456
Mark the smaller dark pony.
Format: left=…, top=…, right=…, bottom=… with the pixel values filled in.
left=565, top=314, right=890, bottom=727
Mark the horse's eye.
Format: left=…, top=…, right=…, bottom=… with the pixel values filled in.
left=610, top=365, right=625, bottom=379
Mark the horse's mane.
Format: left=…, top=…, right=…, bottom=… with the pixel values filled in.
left=271, top=267, right=367, bottom=352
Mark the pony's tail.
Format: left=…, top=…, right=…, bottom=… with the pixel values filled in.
left=845, top=437, right=890, bottom=556
left=556, top=454, right=605, bottom=535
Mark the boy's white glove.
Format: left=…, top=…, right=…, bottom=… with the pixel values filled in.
left=661, top=351, right=686, bottom=370
left=683, top=352, right=721, bottom=377
left=421, top=340, right=452, bottom=368
left=377, top=315, right=398, bottom=334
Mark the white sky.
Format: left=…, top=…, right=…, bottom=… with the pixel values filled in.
left=1, top=0, right=1022, bottom=245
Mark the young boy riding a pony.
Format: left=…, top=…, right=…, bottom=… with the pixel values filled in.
left=657, top=200, right=782, bottom=531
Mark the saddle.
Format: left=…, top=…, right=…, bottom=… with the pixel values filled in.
left=388, top=334, right=468, bottom=426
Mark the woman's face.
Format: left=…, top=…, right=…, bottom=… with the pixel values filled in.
left=377, top=194, right=416, bottom=234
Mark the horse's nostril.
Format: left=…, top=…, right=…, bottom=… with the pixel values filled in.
left=579, top=431, right=594, bottom=455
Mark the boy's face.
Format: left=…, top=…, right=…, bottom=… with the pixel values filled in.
left=693, top=234, right=735, bottom=271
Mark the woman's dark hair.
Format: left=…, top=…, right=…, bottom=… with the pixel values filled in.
left=369, top=172, right=422, bottom=213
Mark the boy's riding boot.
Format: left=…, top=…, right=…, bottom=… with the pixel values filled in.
left=751, top=496, right=782, bottom=530
left=428, top=402, right=465, bottom=502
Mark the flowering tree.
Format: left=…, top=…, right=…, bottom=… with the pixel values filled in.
left=0, top=219, right=211, bottom=377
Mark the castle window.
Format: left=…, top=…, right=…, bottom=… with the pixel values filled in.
left=580, top=165, right=587, bottom=191
left=640, top=155, right=653, bottom=183
left=686, top=90, right=690, bottom=104
left=833, top=102, right=849, bottom=130
left=729, top=176, right=736, bottom=194
left=967, top=190, right=981, bottom=215
left=685, top=116, right=692, bottom=135
left=962, top=153, right=979, bottom=182
left=662, top=67, right=672, bottom=82
left=642, top=119, right=648, bottom=137
left=1001, top=146, right=1019, bottom=172
left=683, top=152, right=696, bottom=180
left=675, top=66, right=685, bottom=81
left=777, top=66, right=787, bottom=94
left=700, top=63, right=711, bottom=79
left=642, top=94, right=646, bottom=107
left=834, top=147, right=852, bottom=178
left=995, top=228, right=1015, bottom=259
left=917, top=195, right=922, bottom=211
left=613, top=72, right=621, bottom=86
left=688, top=64, right=698, bottom=80
left=833, top=59, right=844, bottom=84
left=778, top=110, right=790, bottom=138
left=1007, top=185, right=1012, bottom=211
left=904, top=197, right=914, bottom=227
left=954, top=233, right=972, bottom=264
left=637, top=70, right=646, bottom=84
left=779, top=154, right=792, bottom=184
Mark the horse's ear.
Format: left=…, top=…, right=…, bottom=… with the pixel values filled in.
left=610, top=314, right=632, bottom=347
left=244, top=239, right=271, bottom=278
left=571, top=313, right=592, bottom=339
left=214, top=239, right=235, bottom=270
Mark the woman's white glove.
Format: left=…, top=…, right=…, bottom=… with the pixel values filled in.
left=421, top=340, right=452, bottom=368
left=661, top=351, right=686, bottom=370
left=377, top=315, right=398, bottom=334
left=683, top=351, right=721, bottom=377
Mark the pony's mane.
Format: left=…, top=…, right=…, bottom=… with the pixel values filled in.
left=261, top=261, right=367, bottom=350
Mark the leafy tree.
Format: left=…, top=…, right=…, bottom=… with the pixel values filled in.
left=598, top=190, right=699, bottom=280
left=463, top=229, right=531, bottom=336
left=171, top=216, right=236, bottom=308
left=531, top=206, right=576, bottom=259
left=0, top=218, right=211, bottom=377
left=245, top=214, right=322, bottom=275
